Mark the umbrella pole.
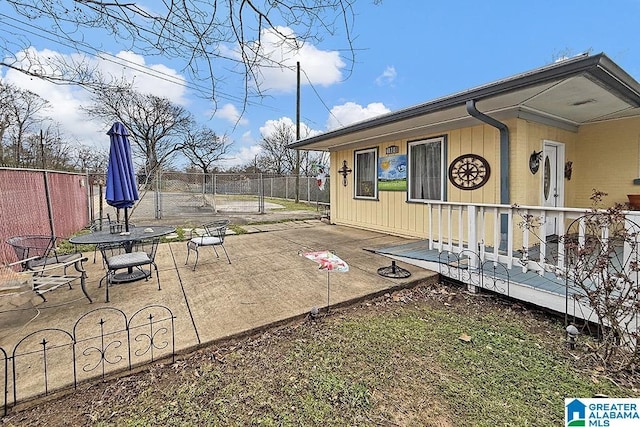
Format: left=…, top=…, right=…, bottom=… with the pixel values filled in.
left=124, top=208, right=129, bottom=232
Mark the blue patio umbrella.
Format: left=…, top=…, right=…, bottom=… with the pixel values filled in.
left=105, top=122, right=139, bottom=231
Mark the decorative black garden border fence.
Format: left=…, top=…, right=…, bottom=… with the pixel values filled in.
left=438, top=250, right=511, bottom=297
left=0, top=304, right=175, bottom=416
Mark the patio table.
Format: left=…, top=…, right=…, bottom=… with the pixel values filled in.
left=69, top=225, right=175, bottom=283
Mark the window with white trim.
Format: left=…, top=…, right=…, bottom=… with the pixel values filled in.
left=408, top=136, right=445, bottom=201
left=354, top=148, right=377, bottom=199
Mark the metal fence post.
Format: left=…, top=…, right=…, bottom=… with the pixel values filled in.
left=43, top=170, right=55, bottom=237
left=209, top=173, right=216, bottom=212
left=154, top=170, right=161, bottom=219
left=259, top=173, right=265, bottom=214
left=85, top=169, right=92, bottom=223
left=285, top=176, right=289, bottom=200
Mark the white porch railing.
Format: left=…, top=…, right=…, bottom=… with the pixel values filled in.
left=423, top=201, right=640, bottom=278
left=418, top=201, right=640, bottom=336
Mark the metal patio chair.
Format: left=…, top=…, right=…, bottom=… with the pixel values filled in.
left=98, top=237, right=160, bottom=302
left=185, top=219, right=231, bottom=270
left=89, top=217, right=135, bottom=264
left=6, top=235, right=84, bottom=272
left=5, top=236, right=91, bottom=302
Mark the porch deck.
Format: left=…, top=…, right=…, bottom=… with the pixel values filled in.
left=361, top=203, right=640, bottom=329
left=370, top=239, right=589, bottom=324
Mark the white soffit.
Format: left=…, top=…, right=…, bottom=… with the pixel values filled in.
left=473, top=82, right=560, bottom=112
left=523, top=76, right=633, bottom=123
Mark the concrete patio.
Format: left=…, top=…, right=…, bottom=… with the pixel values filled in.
left=0, top=219, right=438, bottom=409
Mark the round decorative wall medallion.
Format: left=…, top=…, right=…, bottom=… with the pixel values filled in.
left=448, top=154, right=491, bottom=190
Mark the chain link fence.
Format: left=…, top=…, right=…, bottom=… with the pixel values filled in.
left=91, top=172, right=330, bottom=223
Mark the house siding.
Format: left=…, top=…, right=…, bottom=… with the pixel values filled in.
left=573, top=117, right=640, bottom=207
left=328, top=115, right=640, bottom=240
left=330, top=122, right=503, bottom=238
left=511, top=118, right=578, bottom=207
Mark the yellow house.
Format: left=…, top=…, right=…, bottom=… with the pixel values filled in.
left=291, top=52, right=640, bottom=244
left=290, top=53, right=640, bottom=322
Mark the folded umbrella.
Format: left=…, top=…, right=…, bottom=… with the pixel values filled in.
left=105, top=122, right=139, bottom=231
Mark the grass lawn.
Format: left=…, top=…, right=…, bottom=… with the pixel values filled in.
left=378, top=179, right=407, bottom=191
left=6, top=283, right=638, bottom=426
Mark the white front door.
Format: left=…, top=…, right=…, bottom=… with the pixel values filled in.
left=542, top=140, right=565, bottom=237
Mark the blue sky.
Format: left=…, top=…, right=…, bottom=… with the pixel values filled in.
left=1, top=0, right=639, bottom=169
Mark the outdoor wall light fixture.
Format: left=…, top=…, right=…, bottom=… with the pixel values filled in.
left=339, top=160, right=352, bottom=187
left=564, top=161, right=573, bottom=180
left=529, top=150, right=543, bottom=174
left=566, top=324, right=579, bottom=349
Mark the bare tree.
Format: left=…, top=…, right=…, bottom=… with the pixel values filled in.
left=182, top=127, right=232, bottom=174
left=259, top=121, right=298, bottom=175
left=0, top=84, right=11, bottom=162
left=304, top=151, right=330, bottom=176
left=86, top=85, right=192, bottom=176
left=75, top=144, right=109, bottom=173
left=22, top=122, right=76, bottom=170
left=0, top=83, right=50, bottom=166
left=0, top=82, right=96, bottom=171
left=258, top=119, right=326, bottom=175
left=1, top=1, right=370, bottom=104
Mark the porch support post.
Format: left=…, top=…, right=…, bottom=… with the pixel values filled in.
left=467, top=205, right=478, bottom=293
left=467, top=205, right=478, bottom=267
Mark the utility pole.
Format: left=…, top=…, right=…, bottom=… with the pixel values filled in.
left=295, top=61, right=301, bottom=203
left=40, top=129, right=45, bottom=169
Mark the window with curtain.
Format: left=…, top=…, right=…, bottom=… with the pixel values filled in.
left=408, top=137, right=445, bottom=201
left=354, top=148, right=377, bottom=199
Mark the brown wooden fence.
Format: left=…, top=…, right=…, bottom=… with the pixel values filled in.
left=0, top=168, right=89, bottom=264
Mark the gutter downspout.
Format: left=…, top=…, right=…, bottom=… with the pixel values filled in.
left=465, top=100, right=510, bottom=246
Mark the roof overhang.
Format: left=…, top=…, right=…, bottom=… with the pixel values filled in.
left=290, top=53, right=640, bottom=151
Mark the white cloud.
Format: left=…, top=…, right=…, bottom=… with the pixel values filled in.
left=248, top=26, right=345, bottom=93
left=218, top=142, right=262, bottom=169
left=101, top=51, right=188, bottom=105
left=215, top=131, right=261, bottom=169
left=259, top=116, right=294, bottom=137
left=241, top=130, right=254, bottom=142
left=213, top=103, right=249, bottom=126
left=1, top=47, right=189, bottom=148
left=326, top=102, right=391, bottom=130
left=375, top=66, right=397, bottom=86
left=3, top=48, right=104, bottom=146
left=212, top=116, right=322, bottom=168
left=259, top=116, right=320, bottom=139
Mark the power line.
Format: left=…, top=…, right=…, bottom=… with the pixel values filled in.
left=299, top=67, right=344, bottom=129
left=0, top=12, right=345, bottom=132
left=0, top=14, right=185, bottom=86
left=0, top=12, right=253, bottom=106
